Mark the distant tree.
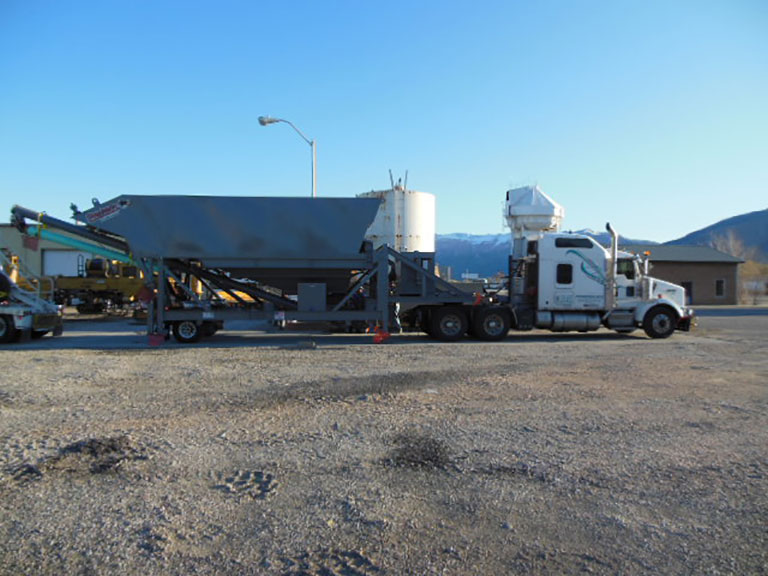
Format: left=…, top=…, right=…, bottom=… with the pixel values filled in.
left=710, top=230, right=757, bottom=260
left=710, top=231, right=766, bottom=304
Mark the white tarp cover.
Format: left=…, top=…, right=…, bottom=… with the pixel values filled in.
left=505, top=185, right=564, bottom=234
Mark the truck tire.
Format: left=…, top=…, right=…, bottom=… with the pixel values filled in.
left=472, top=307, right=511, bottom=341
left=0, top=274, right=11, bottom=303
left=430, top=306, right=468, bottom=342
left=0, top=315, right=15, bottom=343
left=418, top=309, right=432, bottom=336
left=172, top=320, right=202, bottom=343
left=643, top=306, right=677, bottom=339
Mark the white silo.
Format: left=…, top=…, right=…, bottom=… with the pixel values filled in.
left=359, top=186, right=436, bottom=253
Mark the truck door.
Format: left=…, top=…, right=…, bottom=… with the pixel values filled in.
left=537, top=236, right=606, bottom=310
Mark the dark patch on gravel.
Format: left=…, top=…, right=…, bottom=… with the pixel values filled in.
left=54, top=436, right=148, bottom=473
left=8, top=434, right=149, bottom=481
left=383, top=431, right=452, bottom=470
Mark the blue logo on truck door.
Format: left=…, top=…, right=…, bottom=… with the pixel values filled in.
left=565, top=250, right=606, bottom=285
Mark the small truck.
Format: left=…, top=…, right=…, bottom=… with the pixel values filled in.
left=0, top=268, right=63, bottom=343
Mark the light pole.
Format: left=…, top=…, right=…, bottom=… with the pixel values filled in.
left=258, top=115, right=317, bottom=198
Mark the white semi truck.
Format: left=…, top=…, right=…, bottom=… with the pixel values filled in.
left=482, top=186, right=694, bottom=340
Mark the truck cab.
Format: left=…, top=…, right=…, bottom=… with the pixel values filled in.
left=520, top=231, right=693, bottom=338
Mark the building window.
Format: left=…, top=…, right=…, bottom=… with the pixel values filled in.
left=556, top=264, right=573, bottom=284
left=715, top=279, right=725, bottom=298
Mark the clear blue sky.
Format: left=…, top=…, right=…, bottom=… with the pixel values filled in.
left=1, top=1, right=766, bottom=242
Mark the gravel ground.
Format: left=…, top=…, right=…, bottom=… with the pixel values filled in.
left=1, top=311, right=766, bottom=575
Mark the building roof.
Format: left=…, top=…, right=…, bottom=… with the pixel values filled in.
left=621, top=244, right=744, bottom=264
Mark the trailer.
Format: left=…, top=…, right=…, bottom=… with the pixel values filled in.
left=10, top=187, right=694, bottom=344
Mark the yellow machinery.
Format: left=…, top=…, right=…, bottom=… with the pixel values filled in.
left=54, top=257, right=145, bottom=313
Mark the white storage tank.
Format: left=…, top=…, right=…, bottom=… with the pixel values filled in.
left=359, top=186, right=436, bottom=253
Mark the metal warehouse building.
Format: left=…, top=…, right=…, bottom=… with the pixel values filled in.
left=622, top=244, right=743, bottom=305
left=1, top=224, right=99, bottom=277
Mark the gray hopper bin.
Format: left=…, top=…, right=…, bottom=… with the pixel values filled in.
left=77, top=195, right=382, bottom=263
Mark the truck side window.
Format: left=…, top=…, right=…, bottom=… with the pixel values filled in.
left=556, top=264, right=572, bottom=284
left=617, top=258, right=635, bottom=280
left=555, top=238, right=593, bottom=249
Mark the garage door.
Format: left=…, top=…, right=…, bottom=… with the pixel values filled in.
left=42, top=250, right=94, bottom=276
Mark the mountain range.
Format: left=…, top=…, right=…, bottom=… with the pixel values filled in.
left=436, top=208, right=768, bottom=278
left=666, top=209, right=768, bottom=262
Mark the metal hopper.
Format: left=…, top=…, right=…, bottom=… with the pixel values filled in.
left=77, top=195, right=381, bottom=264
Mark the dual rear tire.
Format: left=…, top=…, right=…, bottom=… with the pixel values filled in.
left=425, top=306, right=510, bottom=342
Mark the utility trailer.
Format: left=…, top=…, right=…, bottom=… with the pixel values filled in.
left=10, top=187, right=694, bottom=344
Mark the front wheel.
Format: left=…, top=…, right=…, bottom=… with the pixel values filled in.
left=429, top=306, right=468, bottom=342
left=643, top=307, right=677, bottom=339
left=172, top=320, right=202, bottom=343
left=472, top=307, right=510, bottom=341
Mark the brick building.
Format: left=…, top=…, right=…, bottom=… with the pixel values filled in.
left=622, top=244, right=743, bottom=305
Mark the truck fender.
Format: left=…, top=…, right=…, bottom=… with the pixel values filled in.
left=633, top=299, right=684, bottom=325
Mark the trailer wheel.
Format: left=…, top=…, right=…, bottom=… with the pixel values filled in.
left=643, top=306, right=677, bottom=339
left=430, top=306, right=467, bottom=342
left=201, top=321, right=218, bottom=337
left=472, top=307, right=510, bottom=341
left=0, top=315, right=15, bottom=343
left=172, top=320, right=202, bottom=343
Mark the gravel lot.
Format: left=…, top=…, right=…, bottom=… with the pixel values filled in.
left=1, top=310, right=766, bottom=575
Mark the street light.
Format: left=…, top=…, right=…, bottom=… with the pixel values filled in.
left=258, top=115, right=317, bottom=198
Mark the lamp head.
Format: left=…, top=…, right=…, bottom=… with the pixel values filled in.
left=258, top=115, right=279, bottom=126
